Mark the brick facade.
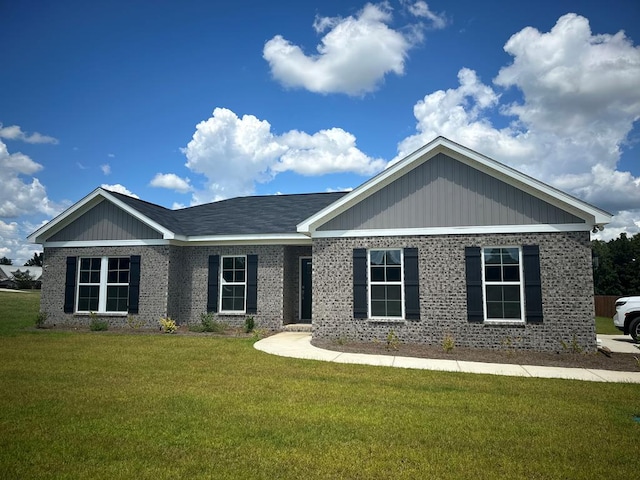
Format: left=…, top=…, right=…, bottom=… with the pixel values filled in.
left=311, top=231, right=596, bottom=353
left=42, top=244, right=292, bottom=331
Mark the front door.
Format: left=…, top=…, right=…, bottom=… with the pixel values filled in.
left=300, top=258, right=312, bottom=322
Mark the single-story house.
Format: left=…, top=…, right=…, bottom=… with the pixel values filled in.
left=0, top=265, right=43, bottom=289
left=28, top=137, right=612, bottom=352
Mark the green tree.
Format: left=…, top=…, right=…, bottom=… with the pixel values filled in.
left=24, top=252, right=43, bottom=267
left=0, top=257, right=12, bottom=265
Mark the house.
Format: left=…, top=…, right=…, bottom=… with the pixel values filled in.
left=0, top=265, right=43, bottom=289
left=28, top=137, right=612, bottom=352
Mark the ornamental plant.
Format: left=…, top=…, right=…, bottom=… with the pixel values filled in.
left=159, top=317, right=177, bottom=333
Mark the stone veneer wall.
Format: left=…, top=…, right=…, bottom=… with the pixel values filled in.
left=174, top=245, right=285, bottom=330
left=312, top=231, right=596, bottom=353
left=41, top=245, right=171, bottom=328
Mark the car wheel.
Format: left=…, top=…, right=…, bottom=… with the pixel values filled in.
left=630, top=317, right=640, bottom=342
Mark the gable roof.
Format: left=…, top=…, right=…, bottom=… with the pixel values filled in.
left=297, top=136, right=612, bottom=236
left=28, top=188, right=347, bottom=245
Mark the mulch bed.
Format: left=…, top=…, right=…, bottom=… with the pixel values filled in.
left=312, top=340, right=640, bottom=372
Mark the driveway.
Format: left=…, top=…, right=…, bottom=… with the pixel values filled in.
left=598, top=335, right=639, bottom=354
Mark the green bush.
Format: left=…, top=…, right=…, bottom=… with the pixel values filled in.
left=89, top=317, right=109, bottom=331
left=199, top=313, right=227, bottom=333
left=35, top=311, right=48, bottom=329
left=244, top=316, right=255, bottom=333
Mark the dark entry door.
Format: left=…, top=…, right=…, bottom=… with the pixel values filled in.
left=300, top=258, right=312, bottom=322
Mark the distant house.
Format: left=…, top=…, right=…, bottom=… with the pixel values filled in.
left=28, top=137, right=611, bottom=352
left=0, top=265, right=43, bottom=289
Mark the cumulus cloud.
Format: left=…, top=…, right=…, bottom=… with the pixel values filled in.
left=0, top=139, right=57, bottom=218
left=263, top=2, right=439, bottom=95
left=149, top=173, right=193, bottom=193
left=395, top=13, right=640, bottom=234
left=101, top=184, right=139, bottom=199
left=101, top=164, right=111, bottom=175
left=0, top=124, right=59, bottom=144
left=182, top=108, right=384, bottom=203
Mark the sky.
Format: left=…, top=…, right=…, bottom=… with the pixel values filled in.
left=1, top=0, right=639, bottom=265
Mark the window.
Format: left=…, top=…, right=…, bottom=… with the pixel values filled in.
left=482, top=247, right=524, bottom=321
left=369, top=249, right=403, bottom=318
left=77, top=257, right=130, bottom=313
left=220, top=256, right=246, bottom=312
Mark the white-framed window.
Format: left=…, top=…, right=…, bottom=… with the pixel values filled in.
left=220, top=255, right=246, bottom=313
left=368, top=249, right=404, bottom=318
left=77, top=257, right=130, bottom=313
left=482, top=247, right=524, bottom=321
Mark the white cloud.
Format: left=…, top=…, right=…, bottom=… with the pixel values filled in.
left=0, top=219, right=44, bottom=266
left=263, top=2, right=427, bottom=95
left=107, top=153, right=115, bottom=158
left=0, top=124, right=59, bottom=144
left=0, top=139, right=57, bottom=218
left=149, top=173, right=193, bottom=193
left=403, top=1, right=447, bottom=29
left=395, top=13, right=640, bottom=233
left=101, top=184, right=139, bottom=198
left=182, top=108, right=384, bottom=203
left=276, top=128, right=386, bottom=175
left=100, top=164, right=111, bottom=175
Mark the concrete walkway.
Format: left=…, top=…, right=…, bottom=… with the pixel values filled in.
left=254, top=332, right=640, bottom=383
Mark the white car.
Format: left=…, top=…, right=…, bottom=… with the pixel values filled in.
left=613, top=296, right=640, bottom=342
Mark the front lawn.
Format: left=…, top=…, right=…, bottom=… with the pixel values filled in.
left=596, top=315, right=622, bottom=335
left=1, top=292, right=638, bottom=479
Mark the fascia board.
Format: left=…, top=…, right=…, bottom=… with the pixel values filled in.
left=183, top=233, right=312, bottom=245
left=311, top=223, right=595, bottom=238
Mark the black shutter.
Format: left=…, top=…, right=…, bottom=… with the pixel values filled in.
left=465, top=247, right=484, bottom=323
left=128, top=255, right=141, bottom=314
left=404, top=248, right=420, bottom=320
left=246, top=255, right=258, bottom=314
left=64, top=257, right=77, bottom=313
left=523, top=245, right=543, bottom=324
left=207, top=255, right=220, bottom=313
left=353, top=249, right=368, bottom=318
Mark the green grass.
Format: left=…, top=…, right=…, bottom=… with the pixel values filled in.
left=1, top=292, right=639, bottom=479
left=596, top=315, right=622, bottom=335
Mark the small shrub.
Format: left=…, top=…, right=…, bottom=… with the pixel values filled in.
left=442, top=334, right=455, bottom=353
left=89, top=313, right=109, bottom=331
left=560, top=334, right=584, bottom=353
left=252, top=328, right=269, bottom=340
left=188, top=323, right=205, bottom=333
left=332, top=336, right=348, bottom=346
left=199, top=312, right=227, bottom=333
left=159, top=317, right=177, bottom=333
left=35, top=311, right=48, bottom=329
left=244, top=316, right=255, bottom=333
left=126, top=315, right=144, bottom=329
left=386, top=329, right=400, bottom=351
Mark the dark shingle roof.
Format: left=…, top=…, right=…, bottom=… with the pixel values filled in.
left=108, top=190, right=347, bottom=236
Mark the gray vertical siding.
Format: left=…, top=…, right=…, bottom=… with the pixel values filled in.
left=318, top=153, right=584, bottom=231
left=49, top=200, right=163, bottom=241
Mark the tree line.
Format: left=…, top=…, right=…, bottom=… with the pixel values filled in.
left=592, top=233, right=640, bottom=296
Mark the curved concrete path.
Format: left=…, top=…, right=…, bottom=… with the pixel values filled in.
left=254, top=332, right=640, bottom=383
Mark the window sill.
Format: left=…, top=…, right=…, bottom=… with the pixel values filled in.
left=74, top=312, right=128, bottom=317
left=218, top=312, right=247, bottom=316
left=483, top=320, right=525, bottom=327
left=367, top=318, right=406, bottom=324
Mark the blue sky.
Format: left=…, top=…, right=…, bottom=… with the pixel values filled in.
left=1, top=0, right=639, bottom=264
